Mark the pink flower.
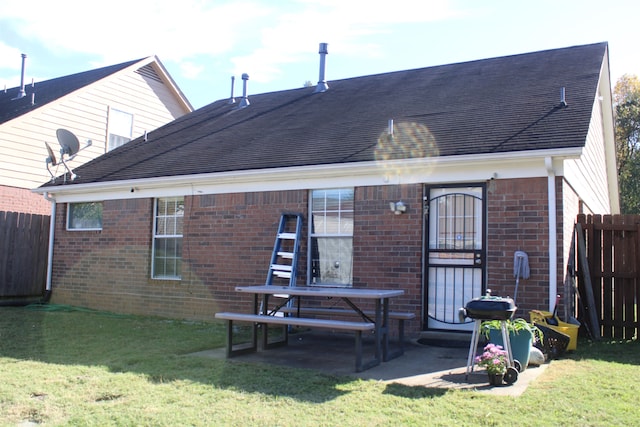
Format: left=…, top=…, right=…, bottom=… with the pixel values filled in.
left=476, top=343, right=508, bottom=374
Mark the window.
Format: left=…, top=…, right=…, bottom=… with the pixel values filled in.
left=308, top=188, right=354, bottom=286
left=152, top=197, right=184, bottom=279
left=67, top=202, right=103, bottom=230
left=107, top=108, right=133, bottom=151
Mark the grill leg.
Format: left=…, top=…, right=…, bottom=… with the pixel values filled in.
left=465, top=320, right=482, bottom=379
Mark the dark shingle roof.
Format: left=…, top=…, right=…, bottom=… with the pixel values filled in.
left=0, top=58, right=143, bottom=124
left=43, top=42, right=607, bottom=187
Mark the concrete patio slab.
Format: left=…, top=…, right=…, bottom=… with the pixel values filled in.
left=190, top=330, right=548, bottom=396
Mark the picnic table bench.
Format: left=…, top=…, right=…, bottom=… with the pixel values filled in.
left=214, top=312, right=376, bottom=371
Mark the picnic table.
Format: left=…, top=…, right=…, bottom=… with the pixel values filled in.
left=215, top=285, right=410, bottom=372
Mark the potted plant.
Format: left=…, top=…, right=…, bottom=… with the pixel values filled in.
left=480, top=318, right=542, bottom=371
left=475, top=343, right=509, bottom=385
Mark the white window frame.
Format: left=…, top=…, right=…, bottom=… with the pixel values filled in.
left=66, top=202, right=103, bottom=231
left=151, top=197, right=184, bottom=280
left=107, top=107, right=133, bottom=151
left=307, top=188, right=354, bottom=287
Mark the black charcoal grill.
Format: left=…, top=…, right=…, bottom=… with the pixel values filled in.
left=461, top=293, right=520, bottom=385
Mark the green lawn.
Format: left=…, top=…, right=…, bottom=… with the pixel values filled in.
left=0, top=305, right=638, bottom=426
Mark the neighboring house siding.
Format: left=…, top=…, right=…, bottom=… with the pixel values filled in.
left=91, top=65, right=188, bottom=142
left=564, top=96, right=612, bottom=214
left=50, top=181, right=560, bottom=333
left=0, top=63, right=188, bottom=193
left=561, top=179, right=581, bottom=288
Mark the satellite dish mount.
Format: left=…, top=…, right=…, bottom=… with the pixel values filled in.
left=45, top=128, right=92, bottom=182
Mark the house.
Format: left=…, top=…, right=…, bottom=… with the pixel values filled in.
left=1, top=55, right=192, bottom=215
left=33, top=42, right=618, bottom=337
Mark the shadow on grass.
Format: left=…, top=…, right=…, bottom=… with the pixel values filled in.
left=0, top=306, right=367, bottom=403
left=382, top=382, right=449, bottom=399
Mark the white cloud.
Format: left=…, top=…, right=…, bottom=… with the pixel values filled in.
left=0, top=42, right=26, bottom=89
left=228, top=0, right=461, bottom=82
left=295, top=0, right=461, bottom=24
left=0, top=41, right=23, bottom=70
left=0, top=0, right=270, bottom=63
left=0, top=0, right=461, bottom=93
left=180, top=61, right=205, bottom=79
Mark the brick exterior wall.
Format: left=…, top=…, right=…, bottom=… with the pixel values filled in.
left=51, top=192, right=309, bottom=319
left=353, top=185, right=423, bottom=333
left=50, top=179, right=567, bottom=336
left=51, top=199, right=157, bottom=315
left=0, top=185, right=51, bottom=215
left=486, top=177, right=562, bottom=315
left=185, top=191, right=308, bottom=315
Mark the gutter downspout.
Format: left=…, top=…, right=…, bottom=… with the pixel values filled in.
left=545, top=157, right=557, bottom=311
left=42, top=192, right=56, bottom=302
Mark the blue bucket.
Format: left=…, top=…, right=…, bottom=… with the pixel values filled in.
left=488, top=328, right=532, bottom=370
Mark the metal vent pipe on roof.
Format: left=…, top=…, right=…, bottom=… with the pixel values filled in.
left=239, top=73, right=250, bottom=108
left=314, top=42, right=329, bottom=93
left=228, top=76, right=236, bottom=104
left=560, top=87, right=567, bottom=107
left=13, top=53, right=27, bottom=100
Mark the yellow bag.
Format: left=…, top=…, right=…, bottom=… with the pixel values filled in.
left=530, top=310, right=578, bottom=351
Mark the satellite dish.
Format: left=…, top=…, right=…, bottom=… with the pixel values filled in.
left=45, top=141, right=57, bottom=166
left=44, top=141, right=59, bottom=182
left=56, top=128, right=80, bottom=157
left=52, top=128, right=92, bottom=182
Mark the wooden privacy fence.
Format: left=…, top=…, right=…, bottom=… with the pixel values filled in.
left=576, top=214, right=640, bottom=340
left=0, top=211, right=50, bottom=298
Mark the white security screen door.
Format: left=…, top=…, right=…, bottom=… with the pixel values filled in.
left=425, top=186, right=485, bottom=331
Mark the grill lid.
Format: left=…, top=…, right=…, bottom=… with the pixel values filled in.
left=463, top=295, right=517, bottom=320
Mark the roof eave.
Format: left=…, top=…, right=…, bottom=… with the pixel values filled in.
left=597, top=47, right=620, bottom=214
left=34, top=147, right=583, bottom=203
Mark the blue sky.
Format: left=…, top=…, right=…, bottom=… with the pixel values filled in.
left=1, top=0, right=639, bottom=110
